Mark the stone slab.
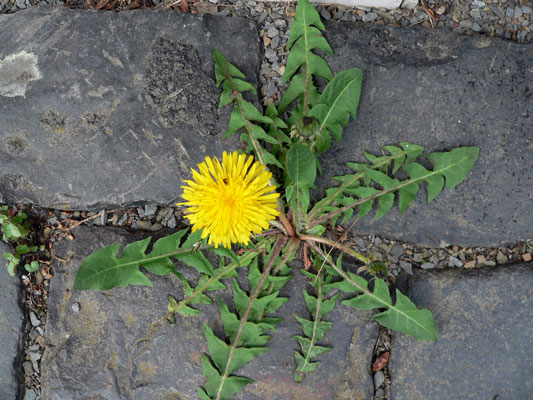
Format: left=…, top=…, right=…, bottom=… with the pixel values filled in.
left=319, top=22, right=532, bottom=247
left=0, top=242, right=24, bottom=400
left=0, top=7, right=260, bottom=210
left=390, top=263, right=533, bottom=399
left=41, top=225, right=377, bottom=400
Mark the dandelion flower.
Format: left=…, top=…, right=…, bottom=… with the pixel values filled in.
left=179, top=151, right=280, bottom=248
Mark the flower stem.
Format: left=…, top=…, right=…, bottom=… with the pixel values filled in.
left=300, top=234, right=369, bottom=264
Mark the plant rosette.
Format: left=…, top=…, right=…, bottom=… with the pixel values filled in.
left=73, top=0, right=479, bottom=398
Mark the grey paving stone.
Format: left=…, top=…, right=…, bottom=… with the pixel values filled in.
left=390, top=263, right=533, bottom=399
left=0, top=7, right=260, bottom=210
left=319, top=22, right=532, bottom=247
left=0, top=241, right=24, bottom=399
left=41, top=226, right=377, bottom=399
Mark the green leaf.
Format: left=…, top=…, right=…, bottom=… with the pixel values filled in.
left=278, top=0, right=333, bottom=114
left=3, top=252, right=19, bottom=276
left=427, top=147, right=480, bottom=190
left=73, top=229, right=207, bottom=290
left=201, top=353, right=254, bottom=400
left=292, top=275, right=337, bottom=382
left=203, top=324, right=269, bottom=375
left=373, top=289, right=438, bottom=342
left=313, top=145, right=479, bottom=224
left=25, top=260, right=39, bottom=273
left=308, top=68, right=363, bottom=146
left=286, top=144, right=316, bottom=187
left=15, top=244, right=31, bottom=255
left=213, top=49, right=247, bottom=86
left=340, top=278, right=438, bottom=342
left=2, top=223, right=23, bottom=240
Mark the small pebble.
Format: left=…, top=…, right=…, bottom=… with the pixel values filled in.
left=400, top=261, right=413, bottom=275
left=266, top=26, right=279, bottom=38
left=489, top=5, right=505, bottom=19
left=28, top=351, right=41, bottom=362
left=464, top=260, right=476, bottom=269
left=523, top=253, right=532, bottom=262
left=150, top=223, right=164, bottom=231
left=420, top=262, right=435, bottom=269
left=320, top=7, right=331, bottom=20
left=71, top=302, right=80, bottom=312
left=264, top=48, right=277, bottom=61
left=373, top=370, right=385, bottom=388
left=448, top=256, right=464, bottom=268
left=270, top=35, right=280, bottom=49
left=354, top=237, right=366, bottom=249
left=144, top=204, right=158, bottom=217
left=413, top=253, right=424, bottom=262
left=496, top=251, right=507, bottom=264
left=167, top=216, right=177, bottom=229
left=391, top=243, right=404, bottom=258
left=30, top=312, right=41, bottom=327
left=23, top=361, right=34, bottom=376
left=117, top=212, right=128, bottom=226
left=362, top=12, right=379, bottom=22
left=100, top=209, right=107, bottom=226
left=131, top=220, right=152, bottom=230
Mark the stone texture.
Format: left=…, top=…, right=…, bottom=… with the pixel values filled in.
left=42, top=226, right=377, bottom=400
left=0, top=241, right=24, bottom=399
left=320, top=22, right=532, bottom=247
left=390, top=263, right=533, bottom=399
left=0, top=7, right=260, bottom=210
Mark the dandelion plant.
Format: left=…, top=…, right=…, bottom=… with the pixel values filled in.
left=73, top=0, right=479, bottom=397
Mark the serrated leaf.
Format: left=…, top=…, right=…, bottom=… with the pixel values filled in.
left=294, top=315, right=333, bottom=342
left=341, top=278, right=438, bottom=342
left=427, top=147, right=479, bottom=190
left=292, top=275, right=336, bottom=383
left=308, top=68, right=362, bottom=145
left=73, top=229, right=206, bottom=290
left=218, top=299, right=273, bottom=347
left=213, top=50, right=247, bottom=86
left=374, top=290, right=438, bottom=342
left=402, top=162, right=443, bottom=202
left=204, top=323, right=270, bottom=374
left=279, top=0, right=333, bottom=114
left=201, top=353, right=254, bottom=400
left=342, top=278, right=391, bottom=310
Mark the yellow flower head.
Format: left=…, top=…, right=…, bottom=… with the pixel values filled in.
left=179, top=151, right=280, bottom=248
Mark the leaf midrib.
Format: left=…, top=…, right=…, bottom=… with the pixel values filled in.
left=309, top=153, right=473, bottom=229
left=317, top=74, right=358, bottom=136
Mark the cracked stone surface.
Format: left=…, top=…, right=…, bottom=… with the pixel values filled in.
left=41, top=226, right=377, bottom=399
left=0, top=7, right=260, bottom=210
left=319, top=22, right=532, bottom=247
left=390, top=263, right=533, bottom=399
left=0, top=241, right=23, bottom=399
